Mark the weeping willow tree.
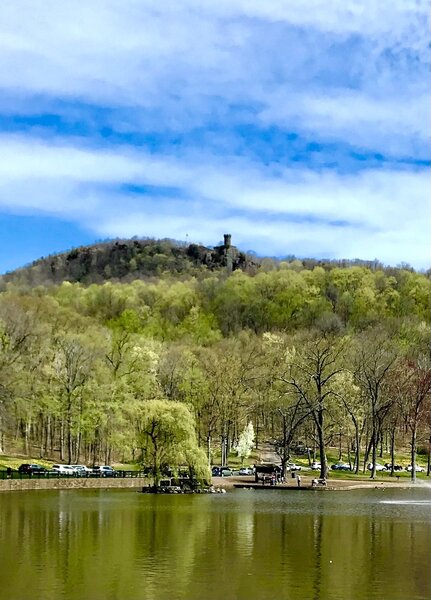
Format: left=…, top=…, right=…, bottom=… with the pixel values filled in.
left=137, top=399, right=210, bottom=486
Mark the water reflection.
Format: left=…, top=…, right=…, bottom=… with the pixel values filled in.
left=0, top=488, right=430, bottom=600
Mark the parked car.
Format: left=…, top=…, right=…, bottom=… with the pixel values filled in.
left=384, top=463, right=403, bottom=472
left=367, top=463, right=387, bottom=472
left=287, top=463, right=301, bottom=472
left=211, top=465, right=233, bottom=477
left=291, top=444, right=311, bottom=455
left=331, top=462, right=352, bottom=471
left=310, top=461, right=321, bottom=470
left=92, top=466, right=118, bottom=477
left=51, top=464, right=76, bottom=476
left=17, top=464, right=47, bottom=475
left=406, top=464, right=425, bottom=473
left=239, top=467, right=254, bottom=476
left=71, top=465, right=92, bottom=476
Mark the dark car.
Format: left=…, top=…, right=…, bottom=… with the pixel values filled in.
left=212, top=466, right=232, bottom=477
left=331, top=462, right=352, bottom=471
left=18, top=463, right=47, bottom=475
left=384, top=463, right=403, bottom=472
left=92, top=466, right=119, bottom=477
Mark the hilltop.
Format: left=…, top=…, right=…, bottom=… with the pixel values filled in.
left=1, top=233, right=426, bottom=289
left=0, top=234, right=257, bottom=286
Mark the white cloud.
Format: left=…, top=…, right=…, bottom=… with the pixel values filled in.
left=0, top=134, right=429, bottom=268
left=258, top=89, right=430, bottom=157
left=0, top=2, right=429, bottom=269
left=0, top=1, right=428, bottom=155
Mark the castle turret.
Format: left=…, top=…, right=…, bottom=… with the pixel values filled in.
left=213, top=233, right=239, bottom=273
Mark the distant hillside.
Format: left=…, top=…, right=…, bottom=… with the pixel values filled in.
left=1, top=234, right=425, bottom=288
left=1, top=235, right=258, bottom=286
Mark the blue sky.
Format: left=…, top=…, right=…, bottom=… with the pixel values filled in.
left=0, top=0, right=430, bottom=273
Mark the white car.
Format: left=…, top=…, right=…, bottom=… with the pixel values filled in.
left=71, top=465, right=92, bottom=476
left=52, top=464, right=76, bottom=476
left=239, top=467, right=254, bottom=475
left=287, top=463, right=301, bottom=471
left=406, top=464, right=425, bottom=473
left=310, top=461, right=321, bottom=470
left=367, top=463, right=386, bottom=472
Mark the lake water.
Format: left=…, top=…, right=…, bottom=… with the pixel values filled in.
left=1, top=487, right=430, bottom=600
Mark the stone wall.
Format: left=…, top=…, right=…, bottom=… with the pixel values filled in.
left=0, top=477, right=148, bottom=492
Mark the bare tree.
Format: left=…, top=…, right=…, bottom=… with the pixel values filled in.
left=281, top=332, right=346, bottom=480
left=355, top=330, right=396, bottom=479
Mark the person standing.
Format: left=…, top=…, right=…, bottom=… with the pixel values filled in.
left=297, top=475, right=301, bottom=488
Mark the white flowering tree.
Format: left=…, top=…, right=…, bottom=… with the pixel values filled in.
left=236, top=422, right=255, bottom=464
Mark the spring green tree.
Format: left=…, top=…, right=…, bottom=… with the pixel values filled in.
left=137, top=399, right=209, bottom=485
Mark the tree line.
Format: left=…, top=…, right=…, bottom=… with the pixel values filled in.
left=0, top=263, right=430, bottom=482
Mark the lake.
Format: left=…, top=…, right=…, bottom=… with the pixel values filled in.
left=0, top=487, right=430, bottom=600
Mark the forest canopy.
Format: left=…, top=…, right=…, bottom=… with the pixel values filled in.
left=0, top=249, right=430, bottom=481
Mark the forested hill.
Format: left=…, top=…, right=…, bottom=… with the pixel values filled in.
left=1, top=237, right=257, bottom=286
left=0, top=236, right=430, bottom=469
left=2, top=235, right=427, bottom=288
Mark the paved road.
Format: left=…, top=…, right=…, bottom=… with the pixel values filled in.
left=256, top=442, right=279, bottom=464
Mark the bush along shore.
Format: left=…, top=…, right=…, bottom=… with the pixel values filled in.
left=141, top=478, right=226, bottom=494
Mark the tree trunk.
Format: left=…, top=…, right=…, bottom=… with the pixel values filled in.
left=221, top=429, right=227, bottom=466
left=60, top=420, right=65, bottom=461
left=39, top=415, right=45, bottom=458
left=354, top=422, right=360, bottom=474
left=207, top=434, right=212, bottom=466
left=67, top=426, right=73, bottom=464
left=75, top=431, right=81, bottom=463
left=316, top=409, right=327, bottom=479
left=281, top=415, right=289, bottom=481
left=410, top=424, right=417, bottom=483
left=370, top=426, right=377, bottom=479
left=45, top=416, right=51, bottom=459
left=24, top=420, right=30, bottom=455
left=389, top=428, right=396, bottom=477
left=427, top=435, right=431, bottom=477
left=363, top=433, right=372, bottom=473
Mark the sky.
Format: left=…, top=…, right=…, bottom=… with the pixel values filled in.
left=0, top=0, right=430, bottom=274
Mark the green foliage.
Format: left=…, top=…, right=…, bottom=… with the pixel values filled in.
left=137, top=399, right=209, bottom=484
left=0, top=253, right=430, bottom=473
left=1, top=238, right=256, bottom=286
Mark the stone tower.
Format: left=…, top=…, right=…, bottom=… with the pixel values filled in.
left=212, top=233, right=241, bottom=273
left=224, top=234, right=233, bottom=272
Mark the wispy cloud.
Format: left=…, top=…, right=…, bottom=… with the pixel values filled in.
left=0, top=1, right=429, bottom=270
left=1, top=134, right=429, bottom=267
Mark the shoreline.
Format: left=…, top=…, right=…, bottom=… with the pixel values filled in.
left=0, top=476, right=147, bottom=493
left=0, top=473, right=423, bottom=493
left=212, top=475, right=418, bottom=491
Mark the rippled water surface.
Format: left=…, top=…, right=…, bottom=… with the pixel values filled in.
left=1, top=487, right=431, bottom=600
